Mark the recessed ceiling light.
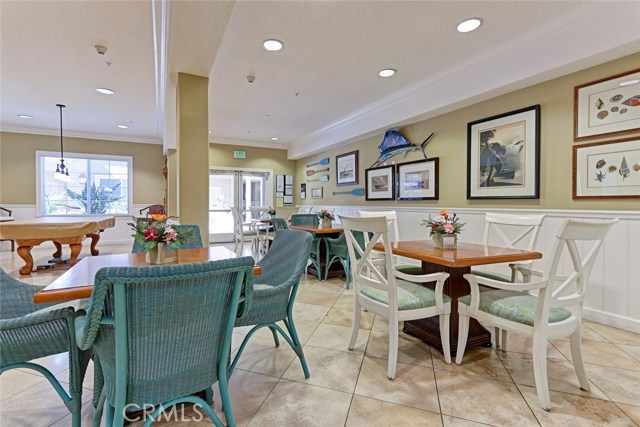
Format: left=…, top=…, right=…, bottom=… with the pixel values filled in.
left=208, top=130, right=212, bottom=134
left=18, top=114, right=33, bottom=119
left=263, top=39, right=283, bottom=51
left=96, top=88, right=115, bottom=95
left=457, top=18, right=482, bottom=33
left=378, top=69, right=396, bottom=78
left=117, top=124, right=129, bottom=129
left=264, top=115, right=271, bottom=119
left=271, top=137, right=279, bottom=141
left=619, top=79, right=639, bottom=87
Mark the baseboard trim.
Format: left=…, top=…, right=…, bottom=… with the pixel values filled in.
left=583, top=307, right=639, bottom=334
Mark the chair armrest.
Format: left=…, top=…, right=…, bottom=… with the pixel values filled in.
left=464, top=273, right=546, bottom=292
left=394, top=270, right=450, bottom=311
left=0, top=306, right=74, bottom=331
left=512, top=266, right=544, bottom=283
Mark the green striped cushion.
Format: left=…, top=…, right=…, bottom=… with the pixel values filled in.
left=361, top=279, right=450, bottom=311
left=458, top=290, right=571, bottom=326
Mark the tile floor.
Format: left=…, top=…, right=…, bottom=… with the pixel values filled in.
left=1, top=242, right=639, bottom=427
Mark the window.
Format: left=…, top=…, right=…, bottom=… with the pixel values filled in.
left=37, top=151, right=132, bottom=216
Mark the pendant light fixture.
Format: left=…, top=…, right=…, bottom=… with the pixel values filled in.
left=54, top=104, right=70, bottom=180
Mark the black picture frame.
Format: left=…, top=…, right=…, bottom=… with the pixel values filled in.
left=396, top=158, right=439, bottom=200
left=365, top=165, right=395, bottom=201
left=335, top=150, right=359, bottom=186
left=467, top=105, right=540, bottom=199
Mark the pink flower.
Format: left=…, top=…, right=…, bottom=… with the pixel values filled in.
left=164, top=228, right=178, bottom=242
left=443, top=223, right=455, bottom=234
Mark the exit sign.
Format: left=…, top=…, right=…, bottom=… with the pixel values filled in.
left=233, top=150, right=246, bottom=159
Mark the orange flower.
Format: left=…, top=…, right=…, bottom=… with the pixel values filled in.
left=151, top=214, right=167, bottom=221
left=438, top=209, right=447, bottom=216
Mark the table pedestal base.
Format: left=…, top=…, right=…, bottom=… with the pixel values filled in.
left=403, top=263, right=491, bottom=355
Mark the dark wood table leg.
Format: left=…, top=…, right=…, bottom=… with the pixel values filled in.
left=403, top=262, right=491, bottom=355
left=87, top=232, right=101, bottom=255
left=16, top=245, right=34, bottom=275
left=52, top=241, right=63, bottom=258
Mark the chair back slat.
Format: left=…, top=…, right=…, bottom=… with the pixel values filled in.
left=483, top=212, right=545, bottom=251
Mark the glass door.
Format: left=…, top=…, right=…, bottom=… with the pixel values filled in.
left=209, top=168, right=272, bottom=243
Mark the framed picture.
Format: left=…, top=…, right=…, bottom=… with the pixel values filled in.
left=335, top=150, right=359, bottom=186
left=300, top=183, right=306, bottom=199
left=573, top=136, right=640, bottom=199
left=574, top=68, right=640, bottom=141
left=467, top=105, right=540, bottom=199
left=397, top=158, right=439, bottom=200
left=311, top=186, right=323, bottom=199
left=365, top=165, right=395, bottom=201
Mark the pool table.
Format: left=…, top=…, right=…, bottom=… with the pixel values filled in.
left=0, top=216, right=116, bottom=275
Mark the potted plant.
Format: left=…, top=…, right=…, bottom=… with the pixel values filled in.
left=129, top=214, right=194, bottom=263
left=421, top=209, right=464, bottom=248
left=317, top=209, right=335, bottom=228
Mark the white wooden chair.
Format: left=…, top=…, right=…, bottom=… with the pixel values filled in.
left=456, top=218, right=618, bottom=410
left=249, top=206, right=272, bottom=252
left=358, top=210, right=421, bottom=274
left=340, top=215, right=451, bottom=379
left=230, top=207, right=262, bottom=253
left=473, top=212, right=545, bottom=349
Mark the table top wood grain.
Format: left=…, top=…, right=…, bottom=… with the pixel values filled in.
left=33, top=246, right=262, bottom=304
left=373, top=240, right=542, bottom=268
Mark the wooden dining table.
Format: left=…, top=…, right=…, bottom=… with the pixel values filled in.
left=374, top=240, right=542, bottom=354
left=33, top=246, right=263, bottom=304
left=288, top=222, right=345, bottom=279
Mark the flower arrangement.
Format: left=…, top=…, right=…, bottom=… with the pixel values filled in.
left=317, top=209, right=335, bottom=220
left=267, top=206, right=276, bottom=215
left=421, top=209, right=464, bottom=236
left=129, top=214, right=194, bottom=252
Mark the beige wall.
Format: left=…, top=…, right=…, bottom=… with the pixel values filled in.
left=296, top=53, right=640, bottom=211
left=209, top=143, right=298, bottom=216
left=0, top=132, right=165, bottom=204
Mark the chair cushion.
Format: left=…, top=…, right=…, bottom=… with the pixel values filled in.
left=361, top=279, right=450, bottom=311
left=458, top=290, right=572, bottom=326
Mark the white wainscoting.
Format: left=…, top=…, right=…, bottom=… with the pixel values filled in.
left=303, top=204, right=640, bottom=334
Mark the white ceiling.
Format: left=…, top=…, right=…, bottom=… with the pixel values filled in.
left=2, top=1, right=639, bottom=158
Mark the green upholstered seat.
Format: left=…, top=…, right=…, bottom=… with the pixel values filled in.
left=458, top=290, right=572, bottom=327
left=362, top=279, right=452, bottom=311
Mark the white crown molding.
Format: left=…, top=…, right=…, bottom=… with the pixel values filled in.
left=211, top=137, right=287, bottom=150
left=287, top=1, right=640, bottom=160
left=1, top=126, right=162, bottom=145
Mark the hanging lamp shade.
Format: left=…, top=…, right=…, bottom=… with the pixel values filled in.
left=54, top=104, right=70, bottom=181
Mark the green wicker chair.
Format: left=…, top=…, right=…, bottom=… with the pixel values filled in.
left=270, top=216, right=289, bottom=230
left=324, top=231, right=371, bottom=289
left=230, top=229, right=313, bottom=379
left=289, top=214, right=322, bottom=279
left=75, top=258, right=254, bottom=427
left=132, top=224, right=203, bottom=253
left=0, top=269, right=91, bottom=427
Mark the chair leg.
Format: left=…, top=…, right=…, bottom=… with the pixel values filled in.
left=105, top=403, right=115, bottom=427
left=532, top=332, right=551, bottom=411
left=387, top=316, right=399, bottom=380
left=204, top=386, right=214, bottom=406
left=501, top=329, right=508, bottom=352
left=283, top=318, right=310, bottom=379
left=439, top=313, right=452, bottom=364
left=455, top=312, right=470, bottom=365
left=348, top=299, right=361, bottom=350
left=569, top=327, right=590, bottom=391
left=269, top=325, right=281, bottom=347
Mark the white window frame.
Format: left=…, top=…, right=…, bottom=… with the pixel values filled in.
left=36, top=150, right=133, bottom=217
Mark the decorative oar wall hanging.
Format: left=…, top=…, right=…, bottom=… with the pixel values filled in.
left=307, top=158, right=330, bottom=167
left=306, top=167, right=329, bottom=176
left=332, top=188, right=365, bottom=196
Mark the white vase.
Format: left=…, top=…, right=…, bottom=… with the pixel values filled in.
left=145, top=243, right=178, bottom=264
left=432, top=233, right=457, bottom=249
left=322, top=218, right=332, bottom=228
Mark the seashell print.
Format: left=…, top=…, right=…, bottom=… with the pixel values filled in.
left=619, top=157, right=630, bottom=179
left=620, top=108, right=628, bottom=114
left=597, top=110, right=608, bottom=119
left=610, top=94, right=623, bottom=102
left=611, top=106, right=619, bottom=112
left=633, top=163, right=640, bottom=172
left=595, top=98, right=604, bottom=109
left=608, top=165, right=617, bottom=173
left=595, top=159, right=606, bottom=169
left=622, top=95, right=640, bottom=107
